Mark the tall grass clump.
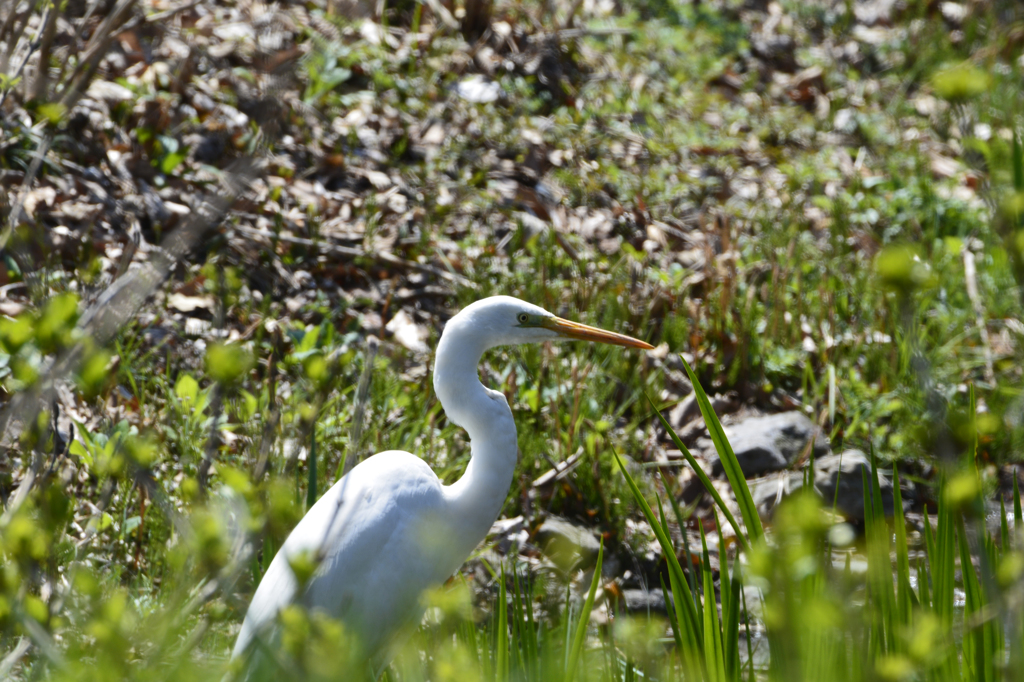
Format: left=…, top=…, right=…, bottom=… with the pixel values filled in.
left=613, top=357, right=1024, bottom=682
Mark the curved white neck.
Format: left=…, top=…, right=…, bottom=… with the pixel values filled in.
left=433, top=325, right=518, bottom=554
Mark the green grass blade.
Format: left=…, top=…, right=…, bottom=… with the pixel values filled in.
left=564, top=542, right=602, bottom=682
left=893, top=467, right=915, bottom=626
left=1014, top=129, right=1023, bottom=192
left=666, top=565, right=711, bottom=680
left=919, top=506, right=933, bottom=611
left=861, top=465, right=875, bottom=527
left=1001, top=495, right=1010, bottom=550
left=868, top=447, right=885, bottom=523
left=497, top=567, right=508, bottom=682
left=957, top=513, right=992, bottom=681
left=612, top=449, right=703, bottom=654
left=656, top=495, right=675, bottom=552
left=678, top=355, right=763, bottom=542
left=723, top=556, right=741, bottom=682
left=510, top=571, right=525, bottom=676
left=306, top=426, right=318, bottom=510
left=916, top=559, right=930, bottom=612
left=668, top=490, right=701, bottom=607
left=1014, top=473, right=1022, bottom=532
left=662, top=572, right=685, bottom=655
left=715, top=507, right=729, bottom=611
left=935, top=490, right=955, bottom=626
left=712, top=505, right=740, bottom=680
left=860, top=453, right=897, bottom=656
left=700, top=525, right=725, bottom=682
left=738, top=581, right=755, bottom=682
left=645, top=391, right=749, bottom=552
left=933, top=488, right=959, bottom=679
left=512, top=570, right=538, bottom=679
left=659, top=494, right=705, bottom=643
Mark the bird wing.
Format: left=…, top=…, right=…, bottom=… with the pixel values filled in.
left=233, top=450, right=447, bottom=659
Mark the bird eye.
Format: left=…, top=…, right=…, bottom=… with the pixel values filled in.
left=517, top=313, right=529, bottom=324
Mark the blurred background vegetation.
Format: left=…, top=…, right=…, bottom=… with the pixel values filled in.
left=2, top=0, right=1024, bottom=678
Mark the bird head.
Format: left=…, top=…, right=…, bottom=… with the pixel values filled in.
left=446, top=296, right=653, bottom=351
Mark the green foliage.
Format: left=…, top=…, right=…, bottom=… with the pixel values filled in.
left=5, top=0, right=1024, bottom=678
left=206, top=343, right=254, bottom=386
left=931, top=65, right=992, bottom=102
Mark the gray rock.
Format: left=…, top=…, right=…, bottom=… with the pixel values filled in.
left=536, top=517, right=602, bottom=571
left=985, top=500, right=1014, bottom=539
left=741, top=585, right=765, bottom=620
left=813, top=450, right=893, bottom=521
left=668, top=393, right=699, bottom=430
left=487, top=516, right=528, bottom=555
left=668, top=392, right=739, bottom=433
left=621, top=588, right=671, bottom=615
left=707, top=412, right=829, bottom=477
left=749, top=472, right=806, bottom=516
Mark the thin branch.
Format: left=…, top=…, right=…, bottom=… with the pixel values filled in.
left=0, top=0, right=42, bottom=75
left=0, top=638, right=31, bottom=679
left=233, top=223, right=476, bottom=289
left=962, top=246, right=995, bottom=385
left=0, top=162, right=257, bottom=460
left=0, top=0, right=52, bottom=110
left=338, top=335, right=379, bottom=479
left=30, top=0, right=58, bottom=102
left=58, top=0, right=139, bottom=110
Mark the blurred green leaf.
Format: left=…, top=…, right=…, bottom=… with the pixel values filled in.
left=23, top=594, right=48, bottom=623
left=35, top=292, right=79, bottom=352
left=287, top=549, right=321, bottom=590
left=931, top=65, right=992, bottom=101
left=0, top=315, right=33, bottom=353
left=205, top=343, right=253, bottom=385
left=36, top=102, right=66, bottom=125
left=943, top=472, right=979, bottom=508
left=220, top=465, right=253, bottom=497
left=174, top=373, right=200, bottom=403
left=126, top=434, right=159, bottom=467
left=304, top=354, right=328, bottom=384
left=76, top=349, right=113, bottom=398
left=239, top=389, right=258, bottom=420
left=874, top=244, right=936, bottom=290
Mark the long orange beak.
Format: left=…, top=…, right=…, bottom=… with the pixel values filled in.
left=543, top=317, right=653, bottom=350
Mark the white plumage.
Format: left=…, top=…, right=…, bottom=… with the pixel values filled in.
left=232, top=296, right=651, bottom=667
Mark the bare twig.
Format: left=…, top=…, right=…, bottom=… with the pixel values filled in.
left=0, top=638, right=31, bottom=679
left=962, top=246, right=996, bottom=385
left=338, top=336, right=379, bottom=478
left=1, top=0, right=140, bottom=254
left=30, top=2, right=59, bottom=102
left=196, top=263, right=229, bottom=496
left=15, top=610, right=63, bottom=669
left=117, top=0, right=204, bottom=34
left=0, top=0, right=52, bottom=110
left=196, top=386, right=224, bottom=496
left=253, top=350, right=280, bottom=482
left=0, top=0, right=41, bottom=75
left=0, top=0, right=22, bottom=55
left=1, top=449, right=45, bottom=525
left=525, top=26, right=632, bottom=43
left=233, top=223, right=476, bottom=289
left=561, top=0, right=585, bottom=30
left=0, top=162, right=257, bottom=466
left=0, top=128, right=53, bottom=252
left=134, top=468, right=192, bottom=541
left=58, top=0, right=139, bottom=110
left=420, top=0, right=459, bottom=30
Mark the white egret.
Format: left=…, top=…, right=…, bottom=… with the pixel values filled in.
left=232, top=295, right=651, bottom=668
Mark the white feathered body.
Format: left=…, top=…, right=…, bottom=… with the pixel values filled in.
left=233, top=452, right=440, bottom=657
